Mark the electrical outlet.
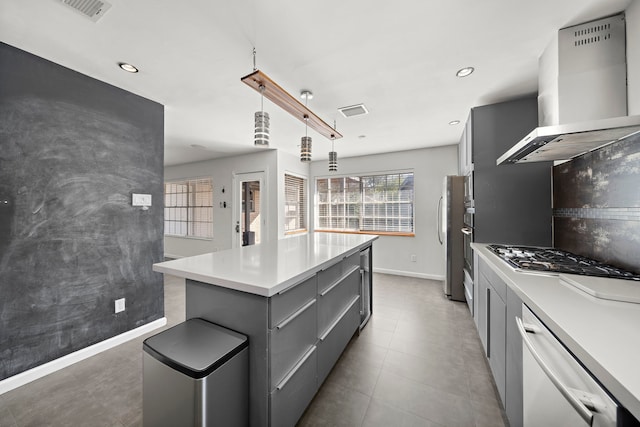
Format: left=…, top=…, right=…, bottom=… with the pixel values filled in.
left=115, top=298, right=125, bottom=313
left=410, top=254, right=417, bottom=262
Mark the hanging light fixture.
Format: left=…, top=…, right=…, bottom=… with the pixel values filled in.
left=300, top=91, right=313, bottom=162
left=254, top=85, right=270, bottom=147
left=252, top=49, right=270, bottom=147
left=329, top=120, right=338, bottom=172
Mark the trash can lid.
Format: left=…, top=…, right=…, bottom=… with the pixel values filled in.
left=143, top=318, right=248, bottom=379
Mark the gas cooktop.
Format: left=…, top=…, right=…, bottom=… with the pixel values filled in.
left=487, top=244, right=640, bottom=281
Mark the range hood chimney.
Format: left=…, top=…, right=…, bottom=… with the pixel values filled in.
left=497, top=12, right=640, bottom=165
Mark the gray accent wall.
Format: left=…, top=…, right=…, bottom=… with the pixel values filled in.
left=0, top=42, right=165, bottom=380
left=553, top=133, right=640, bottom=274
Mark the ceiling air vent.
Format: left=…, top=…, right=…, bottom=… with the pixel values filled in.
left=59, top=0, right=112, bottom=22
left=338, top=104, right=369, bottom=118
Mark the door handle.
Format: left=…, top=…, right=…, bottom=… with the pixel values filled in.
left=437, top=196, right=443, bottom=244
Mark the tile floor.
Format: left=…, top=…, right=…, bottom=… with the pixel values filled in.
left=0, top=274, right=506, bottom=427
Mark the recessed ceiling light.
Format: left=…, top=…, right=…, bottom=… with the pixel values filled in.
left=118, top=62, right=139, bottom=73
left=449, top=120, right=461, bottom=125
left=456, top=67, right=474, bottom=77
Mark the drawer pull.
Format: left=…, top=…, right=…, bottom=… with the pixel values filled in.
left=275, top=345, right=316, bottom=391
left=320, top=265, right=360, bottom=297
left=277, top=273, right=316, bottom=295
left=319, top=295, right=360, bottom=341
left=275, top=299, right=316, bottom=330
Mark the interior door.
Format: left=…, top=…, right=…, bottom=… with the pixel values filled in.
left=233, top=172, right=265, bottom=248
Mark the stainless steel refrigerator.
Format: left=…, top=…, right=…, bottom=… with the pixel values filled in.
left=438, top=175, right=465, bottom=301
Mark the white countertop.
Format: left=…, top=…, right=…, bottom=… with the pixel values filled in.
left=153, top=233, right=377, bottom=297
left=473, top=243, right=640, bottom=420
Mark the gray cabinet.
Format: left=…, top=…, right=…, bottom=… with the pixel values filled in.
left=466, top=97, right=553, bottom=246
left=185, top=244, right=372, bottom=427
left=458, top=112, right=473, bottom=175
left=477, top=259, right=506, bottom=405
left=505, top=286, right=523, bottom=427
left=477, top=257, right=523, bottom=427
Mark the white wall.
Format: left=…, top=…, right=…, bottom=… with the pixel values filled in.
left=164, top=150, right=278, bottom=258
left=277, top=150, right=311, bottom=238
left=628, top=0, right=640, bottom=114
left=309, top=145, right=458, bottom=280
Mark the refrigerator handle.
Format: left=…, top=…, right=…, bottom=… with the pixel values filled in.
left=437, top=196, right=443, bottom=244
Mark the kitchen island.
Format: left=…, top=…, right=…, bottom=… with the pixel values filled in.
left=473, top=243, right=640, bottom=423
left=153, top=233, right=377, bottom=427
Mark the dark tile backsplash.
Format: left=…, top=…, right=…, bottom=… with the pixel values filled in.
left=553, top=132, right=640, bottom=274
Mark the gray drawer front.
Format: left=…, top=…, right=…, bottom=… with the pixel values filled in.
left=269, top=274, right=317, bottom=329
left=270, top=346, right=318, bottom=427
left=269, top=299, right=317, bottom=389
left=317, top=260, right=344, bottom=294
left=318, top=266, right=360, bottom=336
left=317, top=296, right=360, bottom=385
left=343, top=251, right=360, bottom=270
left=317, top=252, right=361, bottom=295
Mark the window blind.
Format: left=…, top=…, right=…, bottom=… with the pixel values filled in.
left=284, top=174, right=307, bottom=233
left=316, top=172, right=413, bottom=234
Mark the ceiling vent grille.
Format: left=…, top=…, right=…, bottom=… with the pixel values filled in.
left=59, top=0, right=112, bottom=22
left=338, top=104, right=369, bottom=118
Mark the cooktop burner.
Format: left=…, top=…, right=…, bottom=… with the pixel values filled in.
left=487, top=244, right=640, bottom=281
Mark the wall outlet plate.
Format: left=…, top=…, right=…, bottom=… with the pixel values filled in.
left=115, top=298, right=125, bottom=313
left=132, top=193, right=152, bottom=207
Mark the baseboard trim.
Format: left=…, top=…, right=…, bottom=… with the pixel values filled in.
left=373, top=268, right=444, bottom=281
left=0, top=317, right=167, bottom=395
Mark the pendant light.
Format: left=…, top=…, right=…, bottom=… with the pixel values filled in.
left=252, top=49, right=270, bottom=147
left=300, top=91, right=313, bottom=162
left=329, top=120, right=338, bottom=172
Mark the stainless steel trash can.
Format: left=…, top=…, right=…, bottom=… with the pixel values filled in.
left=142, top=318, right=248, bottom=427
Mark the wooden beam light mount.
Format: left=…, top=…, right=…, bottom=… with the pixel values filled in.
left=241, top=70, right=343, bottom=141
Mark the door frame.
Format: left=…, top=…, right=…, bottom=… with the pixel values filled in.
left=232, top=170, right=267, bottom=248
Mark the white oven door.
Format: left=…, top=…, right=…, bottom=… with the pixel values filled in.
left=518, top=305, right=617, bottom=427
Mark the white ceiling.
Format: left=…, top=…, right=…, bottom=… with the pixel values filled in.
left=0, top=0, right=632, bottom=166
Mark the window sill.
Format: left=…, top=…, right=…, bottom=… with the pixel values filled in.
left=164, top=234, right=213, bottom=241
left=315, top=230, right=415, bottom=237
left=284, top=229, right=308, bottom=236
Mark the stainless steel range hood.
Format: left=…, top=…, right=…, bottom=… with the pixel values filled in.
left=496, top=114, right=640, bottom=164
left=498, top=12, right=638, bottom=165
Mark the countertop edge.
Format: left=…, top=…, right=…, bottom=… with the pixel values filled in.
left=153, top=235, right=378, bottom=297
left=472, top=242, right=640, bottom=420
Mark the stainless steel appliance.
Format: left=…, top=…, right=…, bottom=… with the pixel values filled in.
left=487, top=244, right=640, bottom=280
left=498, top=13, right=640, bottom=165
left=359, top=246, right=372, bottom=330
left=438, top=176, right=465, bottom=301
left=518, top=305, right=619, bottom=427
left=462, top=172, right=474, bottom=313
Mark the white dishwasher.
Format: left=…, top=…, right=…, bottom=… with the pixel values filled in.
left=517, top=304, right=618, bottom=427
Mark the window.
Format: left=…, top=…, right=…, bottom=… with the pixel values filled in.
left=164, top=178, right=213, bottom=238
left=284, top=174, right=307, bottom=234
left=316, top=172, right=414, bottom=235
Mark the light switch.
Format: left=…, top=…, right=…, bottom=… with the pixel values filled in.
left=132, top=193, right=152, bottom=207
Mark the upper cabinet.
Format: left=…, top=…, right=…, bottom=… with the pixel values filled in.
left=458, top=112, right=473, bottom=176
left=463, top=97, right=553, bottom=247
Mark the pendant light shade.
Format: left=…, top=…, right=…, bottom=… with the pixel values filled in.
left=254, top=84, right=269, bottom=147
left=254, top=110, right=270, bottom=147
left=329, top=150, right=338, bottom=171
left=300, top=136, right=312, bottom=162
